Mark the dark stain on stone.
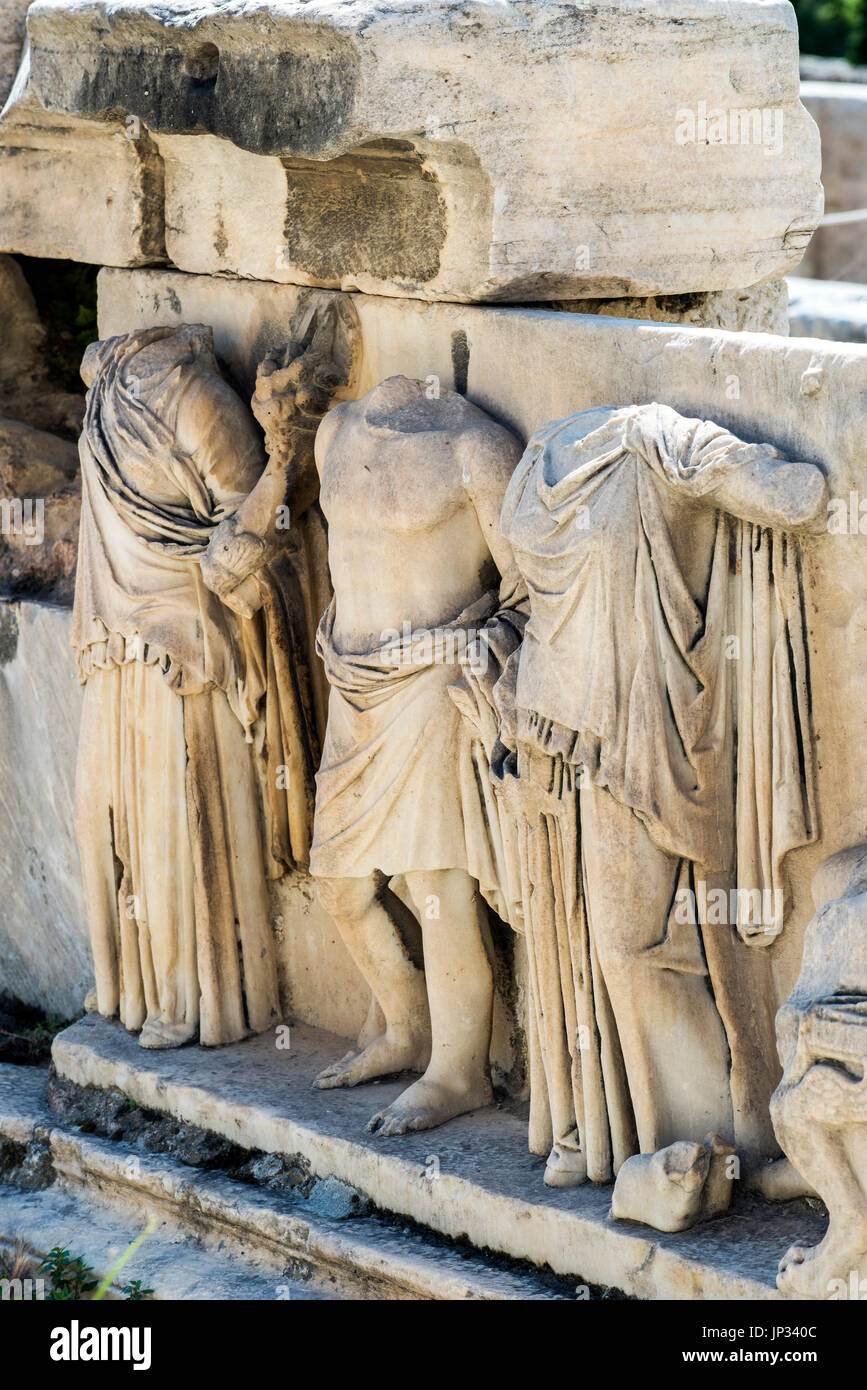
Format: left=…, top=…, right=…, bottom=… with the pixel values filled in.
left=0, top=604, right=18, bottom=666
left=133, top=125, right=168, bottom=264
left=281, top=141, right=445, bottom=286
left=480, top=273, right=636, bottom=302
left=213, top=208, right=229, bottom=260
left=0, top=1134, right=54, bottom=1189
left=183, top=42, right=220, bottom=88
left=451, top=330, right=470, bottom=396
left=31, top=31, right=360, bottom=158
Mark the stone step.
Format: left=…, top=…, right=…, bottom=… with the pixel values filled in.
left=51, top=1015, right=828, bottom=1300
left=0, top=1070, right=318, bottom=1299
left=787, top=275, right=867, bottom=343
left=0, top=1063, right=569, bottom=1300
left=0, top=1183, right=310, bottom=1301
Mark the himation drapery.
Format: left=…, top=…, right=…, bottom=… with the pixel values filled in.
left=73, top=326, right=318, bottom=1047
left=499, top=403, right=818, bottom=1177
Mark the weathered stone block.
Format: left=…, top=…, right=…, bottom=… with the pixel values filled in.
left=51, top=1013, right=828, bottom=1298
left=560, top=282, right=790, bottom=334
left=0, top=0, right=30, bottom=107
left=2, top=0, right=822, bottom=300
left=0, top=254, right=85, bottom=437
left=0, top=416, right=80, bottom=602
left=0, top=600, right=88, bottom=1018
left=9, top=267, right=867, bottom=1058
left=0, top=48, right=165, bottom=268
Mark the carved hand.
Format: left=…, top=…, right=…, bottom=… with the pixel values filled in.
left=202, top=303, right=357, bottom=609
left=251, top=339, right=344, bottom=449
left=230, top=311, right=352, bottom=543
left=200, top=517, right=268, bottom=618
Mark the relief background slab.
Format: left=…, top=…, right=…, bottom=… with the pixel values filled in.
left=7, top=267, right=866, bottom=1055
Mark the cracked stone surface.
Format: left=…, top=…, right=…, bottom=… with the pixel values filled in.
left=0, top=0, right=821, bottom=300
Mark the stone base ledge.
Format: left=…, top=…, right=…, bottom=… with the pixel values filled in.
left=53, top=1015, right=826, bottom=1301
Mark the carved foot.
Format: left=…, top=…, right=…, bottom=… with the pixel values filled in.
left=544, top=1141, right=588, bottom=1188
left=313, top=1032, right=426, bottom=1090
left=747, top=1156, right=817, bottom=1202
left=367, top=1072, right=493, bottom=1136
left=138, top=1019, right=198, bottom=1050
left=778, top=1223, right=867, bottom=1300
left=611, top=1135, right=736, bottom=1232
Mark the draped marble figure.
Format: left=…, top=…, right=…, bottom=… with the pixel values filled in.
left=494, top=403, right=826, bottom=1195
left=73, top=324, right=322, bottom=1049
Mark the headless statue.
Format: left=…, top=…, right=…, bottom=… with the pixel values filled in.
left=495, top=403, right=826, bottom=1210
left=74, top=325, right=312, bottom=1049
left=308, top=376, right=526, bottom=1135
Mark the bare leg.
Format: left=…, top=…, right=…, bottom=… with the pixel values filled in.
left=368, top=868, right=494, bottom=1136
left=356, top=992, right=387, bottom=1051
left=313, top=874, right=430, bottom=1088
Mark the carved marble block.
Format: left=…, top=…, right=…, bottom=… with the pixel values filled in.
left=1, top=0, right=821, bottom=299
left=772, top=846, right=867, bottom=1299
left=10, top=242, right=867, bottom=1296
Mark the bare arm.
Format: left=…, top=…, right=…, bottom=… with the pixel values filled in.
left=627, top=405, right=828, bottom=533
left=459, top=422, right=528, bottom=780
left=460, top=422, right=525, bottom=580
left=703, top=455, right=828, bottom=534
left=231, top=342, right=336, bottom=540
